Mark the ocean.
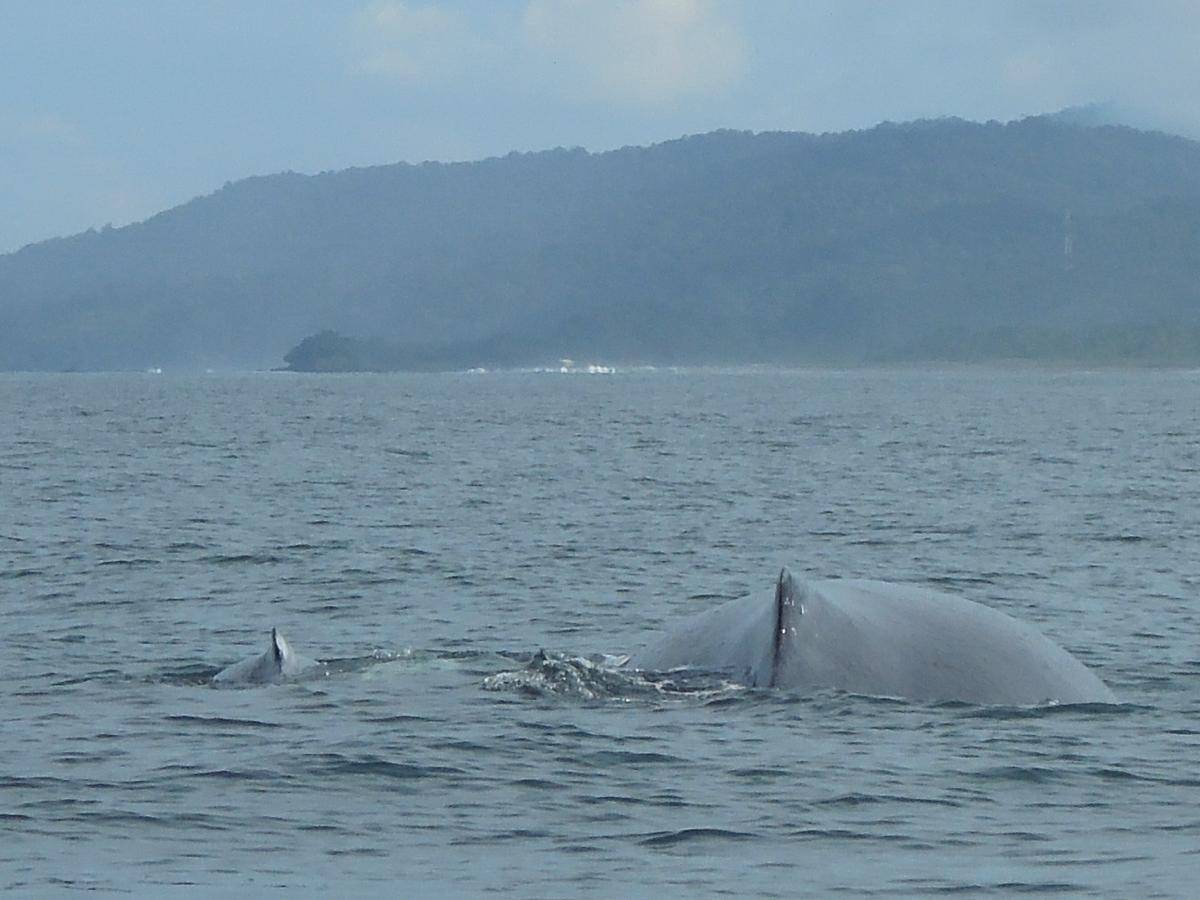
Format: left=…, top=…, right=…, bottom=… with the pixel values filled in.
left=3, top=368, right=1198, bottom=897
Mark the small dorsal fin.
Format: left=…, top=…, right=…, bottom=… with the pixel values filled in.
left=770, top=568, right=802, bottom=688
left=271, top=628, right=288, bottom=666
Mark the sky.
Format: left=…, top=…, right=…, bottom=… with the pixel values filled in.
left=3, top=0, right=1198, bottom=254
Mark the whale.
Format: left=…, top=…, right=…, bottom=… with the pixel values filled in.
left=628, top=569, right=1117, bottom=705
left=212, top=628, right=322, bottom=686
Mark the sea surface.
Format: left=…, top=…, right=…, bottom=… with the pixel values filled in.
left=2, top=368, right=1198, bottom=897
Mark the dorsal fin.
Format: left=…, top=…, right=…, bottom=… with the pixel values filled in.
left=770, top=568, right=802, bottom=688
left=271, top=628, right=288, bottom=666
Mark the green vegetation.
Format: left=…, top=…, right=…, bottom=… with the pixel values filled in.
left=278, top=329, right=542, bottom=372
left=891, top=324, right=1200, bottom=365
left=281, top=330, right=400, bottom=372
left=3, top=116, right=1200, bottom=370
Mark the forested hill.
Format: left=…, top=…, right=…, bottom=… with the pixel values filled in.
left=4, top=116, right=1200, bottom=371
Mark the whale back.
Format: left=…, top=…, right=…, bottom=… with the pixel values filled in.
left=630, top=589, right=779, bottom=686
left=213, top=628, right=317, bottom=685
left=777, top=575, right=1116, bottom=704
left=632, top=569, right=1116, bottom=705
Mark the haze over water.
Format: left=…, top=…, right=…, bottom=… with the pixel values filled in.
left=3, top=368, right=1198, bottom=896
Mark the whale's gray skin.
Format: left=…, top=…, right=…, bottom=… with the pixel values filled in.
left=212, top=628, right=320, bottom=686
left=629, top=569, right=1117, bottom=705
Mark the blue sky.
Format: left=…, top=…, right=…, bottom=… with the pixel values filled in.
left=3, top=0, right=1197, bottom=254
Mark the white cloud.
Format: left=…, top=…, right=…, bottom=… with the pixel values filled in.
left=348, top=2, right=487, bottom=83
left=982, top=2, right=1200, bottom=135
left=522, top=0, right=746, bottom=106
